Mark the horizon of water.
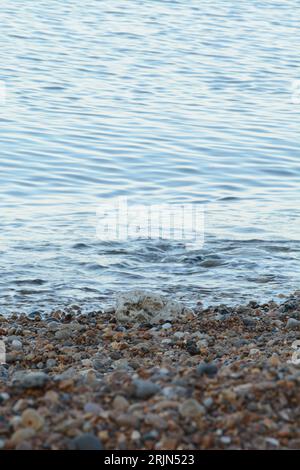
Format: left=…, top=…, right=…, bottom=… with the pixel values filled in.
left=1, top=0, right=300, bottom=314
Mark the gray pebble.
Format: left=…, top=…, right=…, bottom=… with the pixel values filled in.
left=286, top=318, right=300, bottom=330
left=46, top=359, right=57, bottom=369
left=11, top=339, right=22, bottom=351
left=0, top=366, right=9, bottom=383
left=71, top=433, right=103, bottom=450
left=132, top=379, right=160, bottom=399
left=196, top=362, right=218, bottom=377
left=16, top=371, right=49, bottom=389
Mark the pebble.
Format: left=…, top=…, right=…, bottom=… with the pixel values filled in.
left=131, top=379, right=160, bottom=399
left=21, top=409, right=45, bottom=431
left=11, top=339, right=22, bottom=351
left=10, top=428, right=36, bottom=446
left=203, top=397, right=214, bottom=409
left=265, top=437, right=280, bottom=447
left=220, top=436, right=231, bottom=445
left=286, top=318, right=300, bottom=330
left=173, top=332, right=185, bottom=339
left=162, top=322, right=172, bottom=330
left=0, top=365, right=9, bottom=382
left=0, top=392, right=10, bottom=403
left=186, top=340, right=199, bottom=355
left=84, top=402, right=102, bottom=415
left=47, top=321, right=60, bottom=332
left=46, top=358, right=57, bottom=368
left=131, top=430, right=141, bottom=441
left=196, top=362, right=218, bottom=377
left=179, top=399, right=205, bottom=418
left=71, top=433, right=103, bottom=450
left=55, top=329, right=72, bottom=340
left=18, top=371, right=49, bottom=389
left=249, top=348, right=260, bottom=356
left=1, top=292, right=300, bottom=450
left=112, top=395, right=129, bottom=411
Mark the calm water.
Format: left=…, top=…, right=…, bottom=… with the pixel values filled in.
left=1, top=0, right=300, bottom=313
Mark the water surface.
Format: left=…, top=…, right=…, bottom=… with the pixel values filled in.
left=1, top=0, right=300, bottom=313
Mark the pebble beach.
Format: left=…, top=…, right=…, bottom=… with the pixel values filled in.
left=1, top=291, right=300, bottom=450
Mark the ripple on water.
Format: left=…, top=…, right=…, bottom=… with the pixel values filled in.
left=1, top=1, right=300, bottom=313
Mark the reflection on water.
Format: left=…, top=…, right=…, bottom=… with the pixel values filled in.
left=0, top=1, right=300, bottom=313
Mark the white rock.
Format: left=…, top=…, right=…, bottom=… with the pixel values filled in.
left=220, top=436, right=231, bottom=445
left=265, top=437, right=280, bottom=447
left=115, top=290, right=193, bottom=324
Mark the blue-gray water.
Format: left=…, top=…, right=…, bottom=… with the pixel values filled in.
left=1, top=0, right=300, bottom=314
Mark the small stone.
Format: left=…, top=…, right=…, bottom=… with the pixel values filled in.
left=203, top=397, right=214, bottom=409
left=47, top=321, right=60, bottom=332
left=131, top=430, right=141, bottom=441
left=0, top=365, right=9, bottom=382
left=131, top=379, right=160, bottom=399
left=113, top=358, right=129, bottom=370
left=46, top=358, right=57, bottom=368
left=265, top=437, right=280, bottom=447
left=186, top=340, right=199, bottom=355
left=286, top=318, right=300, bottom=330
left=112, top=395, right=129, bottom=411
left=220, top=436, right=231, bottom=445
left=10, top=428, right=36, bottom=447
left=0, top=392, right=10, bottom=403
left=81, top=359, right=92, bottom=367
left=162, top=322, right=172, bottom=330
left=44, top=390, right=59, bottom=403
left=179, top=399, right=205, bottom=418
left=21, top=409, right=45, bottom=431
left=17, top=371, right=49, bottom=389
left=55, top=329, right=72, bottom=340
left=161, top=339, right=172, bottom=345
left=11, top=339, right=22, bottom=351
left=174, top=332, right=185, bottom=339
left=84, top=402, right=102, bottom=415
left=71, top=433, right=103, bottom=450
left=269, top=354, right=280, bottom=367
left=196, top=362, right=218, bottom=377
left=10, top=416, right=22, bottom=430
left=249, top=348, right=260, bottom=356
left=81, top=369, right=97, bottom=385
left=115, top=290, right=191, bottom=324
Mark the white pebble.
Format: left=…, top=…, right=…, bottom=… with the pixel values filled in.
left=220, top=436, right=231, bottom=445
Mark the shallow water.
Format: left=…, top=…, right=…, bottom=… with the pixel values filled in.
left=1, top=1, right=300, bottom=313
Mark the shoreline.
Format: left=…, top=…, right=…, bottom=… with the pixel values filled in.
left=1, top=291, right=300, bottom=450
